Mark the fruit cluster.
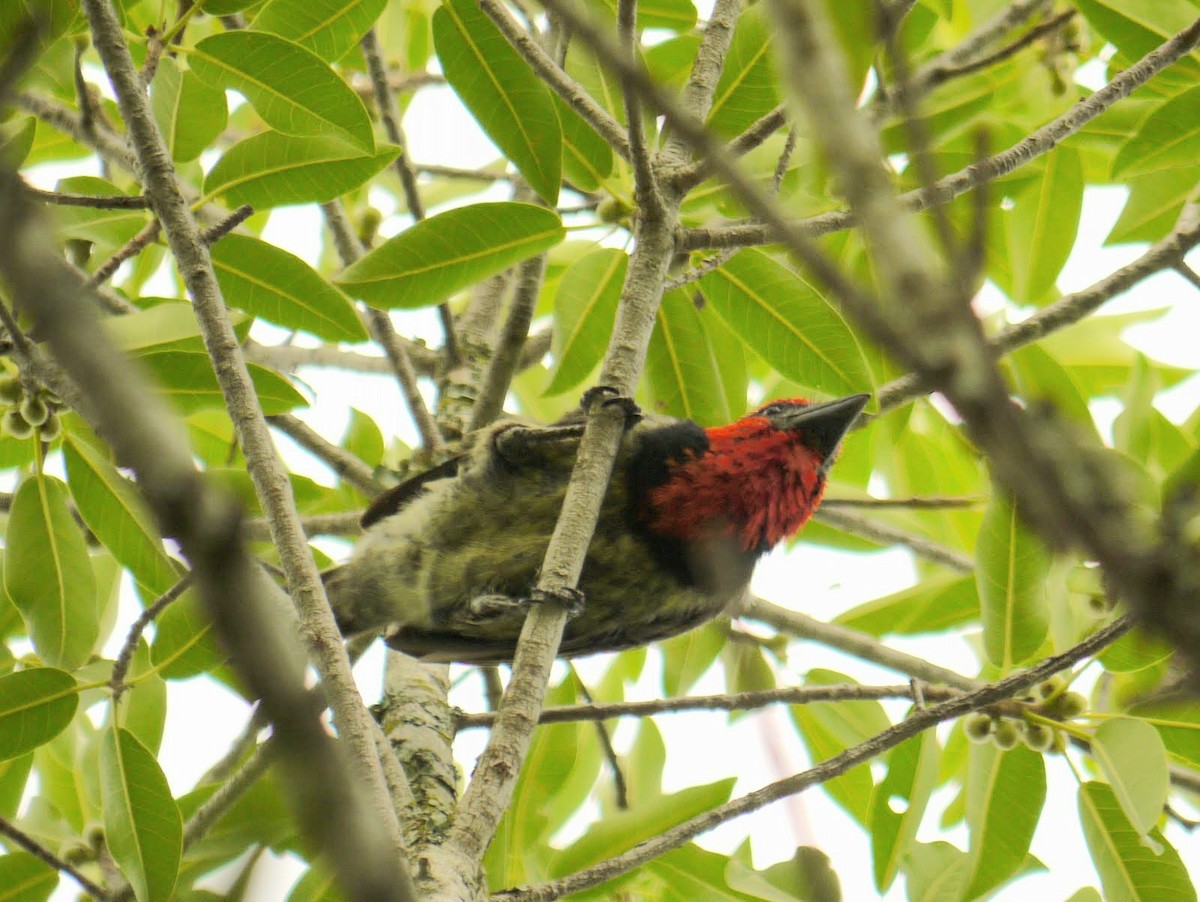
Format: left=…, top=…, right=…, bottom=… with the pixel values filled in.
left=962, top=674, right=1087, bottom=753
left=0, top=374, right=62, bottom=442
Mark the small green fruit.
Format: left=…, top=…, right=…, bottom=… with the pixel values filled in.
left=20, top=394, right=48, bottom=426
left=39, top=413, right=62, bottom=443
left=993, top=720, right=1020, bottom=750
left=963, top=712, right=994, bottom=743
left=1022, top=723, right=1055, bottom=752
left=2, top=409, right=34, bottom=440
left=0, top=375, right=21, bottom=404
left=1054, top=692, right=1087, bottom=719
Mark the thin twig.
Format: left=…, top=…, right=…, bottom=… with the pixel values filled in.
left=815, top=507, right=974, bottom=572
left=495, top=615, right=1133, bottom=900
left=746, top=597, right=981, bottom=691
left=478, top=0, right=631, bottom=160
left=457, top=681, right=960, bottom=730
left=25, top=184, right=150, bottom=208
left=822, top=495, right=985, bottom=509
left=0, top=814, right=107, bottom=899
left=85, top=219, right=161, bottom=292
left=267, top=413, right=384, bottom=498
left=110, top=575, right=191, bottom=702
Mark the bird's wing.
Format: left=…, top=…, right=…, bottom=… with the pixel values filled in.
left=360, top=454, right=465, bottom=528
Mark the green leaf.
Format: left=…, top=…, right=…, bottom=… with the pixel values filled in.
left=964, top=744, right=1046, bottom=897
left=252, top=0, right=387, bottom=61
left=433, top=0, right=560, bottom=202
left=210, top=233, right=367, bottom=341
left=117, top=641, right=168, bottom=756
left=790, top=669, right=890, bottom=826
left=1127, top=701, right=1200, bottom=769
left=52, top=176, right=149, bottom=248
left=1073, top=0, right=1200, bottom=79
left=101, top=727, right=182, bottom=902
left=203, top=131, right=402, bottom=209
left=903, top=841, right=970, bottom=902
left=1091, top=717, right=1169, bottom=837
left=486, top=678, right=599, bottom=889
left=1107, top=168, right=1200, bottom=244
left=63, top=433, right=180, bottom=596
left=975, top=494, right=1050, bottom=671
left=1099, top=628, right=1174, bottom=673
left=0, top=668, right=78, bottom=762
left=869, top=730, right=940, bottom=891
left=699, top=250, right=872, bottom=397
left=101, top=302, right=245, bottom=354
left=150, top=56, right=228, bottom=163
left=4, top=475, right=98, bottom=670
left=549, top=779, right=734, bottom=878
left=835, top=573, right=979, bottom=636
left=660, top=620, right=726, bottom=697
left=593, top=0, right=698, bottom=31
left=0, top=117, right=36, bottom=168
left=137, top=350, right=306, bottom=415
left=1004, top=148, right=1083, bottom=304
left=342, top=409, right=384, bottom=469
left=645, top=288, right=733, bottom=426
left=188, top=31, right=374, bottom=152
left=1078, top=781, right=1195, bottom=902
left=0, top=753, right=33, bottom=818
left=707, top=6, right=779, bottom=138
left=556, top=95, right=614, bottom=192
left=335, top=202, right=564, bottom=308
left=1114, top=87, right=1200, bottom=177
left=545, top=248, right=626, bottom=396
left=150, top=588, right=226, bottom=680
left=0, top=851, right=57, bottom=902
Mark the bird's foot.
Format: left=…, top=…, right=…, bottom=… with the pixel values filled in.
left=531, top=586, right=585, bottom=619
left=461, top=587, right=584, bottom=623
left=464, top=593, right=533, bottom=623
left=581, top=385, right=641, bottom=424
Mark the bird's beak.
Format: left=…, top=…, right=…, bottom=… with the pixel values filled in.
left=776, top=393, right=870, bottom=463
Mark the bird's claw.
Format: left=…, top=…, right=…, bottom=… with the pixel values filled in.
left=465, top=593, right=532, bottom=622
left=581, top=385, right=641, bottom=424
left=531, top=586, right=585, bottom=619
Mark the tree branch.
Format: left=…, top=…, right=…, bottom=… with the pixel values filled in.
left=75, top=2, right=415, bottom=895
left=496, top=615, right=1133, bottom=900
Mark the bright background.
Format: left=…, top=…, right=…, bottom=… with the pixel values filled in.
left=22, top=28, right=1200, bottom=902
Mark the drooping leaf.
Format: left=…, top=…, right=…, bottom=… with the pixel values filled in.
left=0, top=668, right=78, bottom=762
left=593, top=0, right=698, bottom=31
left=976, top=494, right=1050, bottom=670
left=870, top=730, right=940, bottom=891
left=433, top=0, right=560, bottom=202
left=964, top=745, right=1046, bottom=897
left=150, top=588, right=225, bottom=680
left=707, top=6, right=779, bottom=138
left=1003, top=148, right=1084, bottom=305
left=1078, top=781, right=1195, bottom=902
left=1091, top=717, right=1170, bottom=837
left=645, top=288, right=732, bottom=426
left=210, top=233, right=367, bottom=342
left=545, top=248, right=627, bottom=396
left=791, top=669, right=891, bottom=826
left=4, top=475, right=98, bottom=670
left=63, top=433, right=180, bottom=597
left=189, top=31, right=374, bottom=152
left=335, top=202, right=564, bottom=308
left=101, top=727, right=182, bottom=902
left=150, top=56, right=228, bottom=163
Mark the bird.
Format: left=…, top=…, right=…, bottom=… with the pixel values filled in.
left=324, top=393, right=870, bottom=663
